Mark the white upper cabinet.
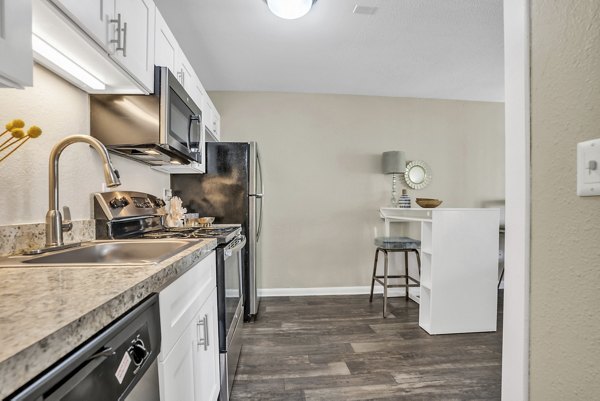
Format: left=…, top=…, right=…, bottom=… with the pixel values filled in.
left=154, top=9, right=203, bottom=111
left=112, top=0, right=155, bottom=91
left=0, top=0, right=33, bottom=88
left=154, top=10, right=177, bottom=73
left=210, top=101, right=221, bottom=140
left=174, top=47, right=195, bottom=94
left=52, top=0, right=110, bottom=48
left=188, top=70, right=205, bottom=115
left=49, top=0, right=155, bottom=93
left=203, top=96, right=221, bottom=140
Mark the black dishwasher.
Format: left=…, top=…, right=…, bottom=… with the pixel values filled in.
left=6, top=294, right=161, bottom=401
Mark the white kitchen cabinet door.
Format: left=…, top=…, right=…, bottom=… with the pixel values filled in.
left=210, top=102, right=221, bottom=140
left=193, top=291, right=220, bottom=401
left=203, top=96, right=221, bottom=140
left=154, top=10, right=177, bottom=72
left=189, top=71, right=206, bottom=117
left=175, top=49, right=195, bottom=95
left=112, top=0, right=155, bottom=92
left=159, top=290, right=220, bottom=401
left=52, top=0, right=110, bottom=49
left=201, top=91, right=213, bottom=134
left=159, top=320, right=196, bottom=401
left=159, top=252, right=216, bottom=360
left=0, top=0, right=33, bottom=88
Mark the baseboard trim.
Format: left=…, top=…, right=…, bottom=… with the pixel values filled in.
left=258, top=285, right=410, bottom=297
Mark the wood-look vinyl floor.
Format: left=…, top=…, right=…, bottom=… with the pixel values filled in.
left=230, top=293, right=503, bottom=401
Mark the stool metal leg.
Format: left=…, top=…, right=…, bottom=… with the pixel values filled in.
left=369, top=248, right=380, bottom=302
left=383, top=249, right=389, bottom=318
left=415, top=250, right=421, bottom=278
left=404, top=251, right=410, bottom=300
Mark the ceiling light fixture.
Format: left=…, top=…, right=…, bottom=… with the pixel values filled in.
left=266, top=0, right=316, bottom=20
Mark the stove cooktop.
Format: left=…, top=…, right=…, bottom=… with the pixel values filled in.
left=142, top=225, right=241, bottom=244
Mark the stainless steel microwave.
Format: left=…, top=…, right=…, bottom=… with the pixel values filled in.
left=90, top=67, right=205, bottom=172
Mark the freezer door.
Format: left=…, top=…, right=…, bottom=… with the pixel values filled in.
left=248, top=142, right=263, bottom=317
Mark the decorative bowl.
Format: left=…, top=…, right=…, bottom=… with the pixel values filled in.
left=415, top=198, right=443, bottom=208
left=184, top=216, right=215, bottom=227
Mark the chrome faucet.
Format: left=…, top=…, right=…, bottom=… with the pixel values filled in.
left=45, top=135, right=121, bottom=249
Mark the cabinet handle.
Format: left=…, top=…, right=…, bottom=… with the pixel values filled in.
left=177, top=69, right=185, bottom=86
left=203, top=314, right=209, bottom=348
left=196, top=314, right=209, bottom=351
left=110, top=14, right=124, bottom=54
left=122, top=22, right=128, bottom=57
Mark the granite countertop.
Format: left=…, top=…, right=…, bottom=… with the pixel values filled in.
left=0, top=238, right=218, bottom=399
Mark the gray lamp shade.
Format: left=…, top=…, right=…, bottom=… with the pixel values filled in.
left=382, top=151, right=406, bottom=174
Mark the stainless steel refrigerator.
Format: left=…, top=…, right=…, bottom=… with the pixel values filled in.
left=171, top=142, right=263, bottom=321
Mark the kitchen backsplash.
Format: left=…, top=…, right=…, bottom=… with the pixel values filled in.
left=0, top=220, right=95, bottom=256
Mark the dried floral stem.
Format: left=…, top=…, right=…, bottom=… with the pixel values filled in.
left=0, top=136, right=19, bottom=151
left=0, top=137, right=30, bottom=163
left=0, top=137, right=21, bottom=152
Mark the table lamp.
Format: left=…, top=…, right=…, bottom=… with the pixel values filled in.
left=382, top=151, right=406, bottom=206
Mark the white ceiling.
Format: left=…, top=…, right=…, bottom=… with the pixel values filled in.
left=154, top=0, right=504, bottom=102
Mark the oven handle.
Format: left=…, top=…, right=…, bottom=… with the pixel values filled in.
left=224, top=235, right=246, bottom=258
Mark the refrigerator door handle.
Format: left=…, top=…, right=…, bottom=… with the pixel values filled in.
left=256, top=147, right=265, bottom=198
left=249, top=193, right=263, bottom=198
left=255, top=146, right=264, bottom=241
left=256, top=196, right=263, bottom=241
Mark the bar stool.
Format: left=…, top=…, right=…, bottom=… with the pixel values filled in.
left=369, top=236, right=421, bottom=318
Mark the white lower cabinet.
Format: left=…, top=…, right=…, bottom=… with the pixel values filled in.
left=159, top=323, right=196, bottom=401
left=158, top=251, right=220, bottom=401
left=193, top=293, right=220, bottom=401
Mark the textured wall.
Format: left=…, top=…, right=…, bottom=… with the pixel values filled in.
left=210, top=91, right=504, bottom=289
left=530, top=0, right=600, bottom=399
left=0, top=65, right=170, bottom=225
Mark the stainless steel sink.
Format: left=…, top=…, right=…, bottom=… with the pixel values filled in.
left=0, top=239, right=199, bottom=267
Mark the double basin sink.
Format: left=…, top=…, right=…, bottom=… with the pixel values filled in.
left=0, top=239, right=199, bottom=267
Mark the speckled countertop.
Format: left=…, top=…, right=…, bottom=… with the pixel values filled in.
left=0, top=238, right=217, bottom=399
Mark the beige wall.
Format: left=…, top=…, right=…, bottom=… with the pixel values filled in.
left=0, top=65, right=170, bottom=226
left=210, top=92, right=504, bottom=289
left=530, top=1, right=600, bottom=399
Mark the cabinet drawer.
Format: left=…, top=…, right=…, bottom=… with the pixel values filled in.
left=159, top=251, right=216, bottom=359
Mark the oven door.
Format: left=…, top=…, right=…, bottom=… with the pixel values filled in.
left=223, top=235, right=246, bottom=345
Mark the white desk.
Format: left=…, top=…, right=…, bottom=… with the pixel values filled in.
left=380, top=208, right=500, bottom=335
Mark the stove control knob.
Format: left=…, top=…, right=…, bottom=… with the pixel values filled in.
left=109, top=197, right=129, bottom=209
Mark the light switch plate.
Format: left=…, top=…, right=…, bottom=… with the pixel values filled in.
left=577, top=138, right=600, bottom=196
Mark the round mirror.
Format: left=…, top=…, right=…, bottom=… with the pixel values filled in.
left=404, top=160, right=432, bottom=189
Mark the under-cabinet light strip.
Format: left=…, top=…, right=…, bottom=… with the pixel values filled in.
left=32, top=34, right=106, bottom=91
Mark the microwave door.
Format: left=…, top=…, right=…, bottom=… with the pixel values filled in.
left=168, top=96, right=193, bottom=156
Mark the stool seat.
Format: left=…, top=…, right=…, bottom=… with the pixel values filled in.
left=369, top=236, right=421, bottom=318
left=374, top=236, right=421, bottom=250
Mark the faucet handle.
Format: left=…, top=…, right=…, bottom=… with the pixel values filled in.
left=62, top=206, right=73, bottom=232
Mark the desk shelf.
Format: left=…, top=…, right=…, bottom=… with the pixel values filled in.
left=382, top=207, right=500, bottom=335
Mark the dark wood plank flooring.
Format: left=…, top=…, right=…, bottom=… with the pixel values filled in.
left=231, top=293, right=503, bottom=401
